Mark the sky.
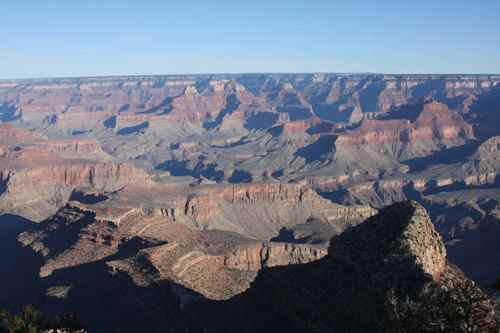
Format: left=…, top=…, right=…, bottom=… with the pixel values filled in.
left=1, top=0, right=500, bottom=79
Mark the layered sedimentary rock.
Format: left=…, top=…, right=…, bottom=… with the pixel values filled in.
left=62, top=181, right=375, bottom=240
left=18, top=200, right=329, bottom=300
left=1, top=74, right=496, bottom=187
left=222, top=242, right=327, bottom=271
left=13, top=200, right=500, bottom=332
left=2, top=74, right=498, bottom=132
left=335, top=101, right=474, bottom=161
left=1, top=73, right=500, bottom=332
left=0, top=124, right=43, bottom=144
left=190, top=202, right=499, bottom=333
left=0, top=161, right=151, bottom=221
left=328, top=201, right=447, bottom=280
left=0, top=133, right=151, bottom=221
left=1, top=139, right=111, bottom=161
left=422, top=189, right=500, bottom=284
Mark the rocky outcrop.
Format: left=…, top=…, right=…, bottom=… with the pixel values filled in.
left=190, top=202, right=499, bottom=333
left=0, top=161, right=151, bottom=221
left=2, top=74, right=497, bottom=192
left=3, top=73, right=500, bottom=333
left=19, top=201, right=329, bottom=300
left=2, top=74, right=498, bottom=132
left=146, top=240, right=327, bottom=300
left=3, top=162, right=148, bottom=190
left=336, top=101, right=473, bottom=160
left=2, top=139, right=111, bottom=161
left=329, top=201, right=447, bottom=280
left=180, top=182, right=375, bottom=239
left=223, top=242, right=327, bottom=271
left=15, top=198, right=500, bottom=332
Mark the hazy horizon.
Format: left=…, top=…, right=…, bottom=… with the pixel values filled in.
left=3, top=71, right=500, bottom=82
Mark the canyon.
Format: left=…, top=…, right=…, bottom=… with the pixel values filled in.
left=0, top=73, right=499, bottom=332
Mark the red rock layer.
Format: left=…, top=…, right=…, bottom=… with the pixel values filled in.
left=337, top=101, right=473, bottom=146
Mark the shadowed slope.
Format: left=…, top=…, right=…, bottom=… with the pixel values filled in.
left=191, top=202, right=499, bottom=333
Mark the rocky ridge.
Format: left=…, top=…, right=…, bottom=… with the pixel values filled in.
left=9, top=199, right=500, bottom=332
left=1, top=73, right=500, bottom=332
left=17, top=187, right=361, bottom=300
left=190, top=202, right=499, bottom=333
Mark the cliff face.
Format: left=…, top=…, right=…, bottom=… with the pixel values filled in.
left=1, top=74, right=497, bottom=131
left=14, top=170, right=375, bottom=302
left=76, top=181, right=376, bottom=240
left=1, top=139, right=111, bottom=161
left=222, top=242, right=327, bottom=271
left=18, top=201, right=330, bottom=301
left=6, top=162, right=149, bottom=191
left=335, top=101, right=474, bottom=161
left=14, top=201, right=500, bottom=332
left=0, top=146, right=151, bottom=221
left=1, top=73, right=499, bottom=333
left=144, top=239, right=327, bottom=300
left=1, top=74, right=496, bottom=186
left=328, top=201, right=447, bottom=280
left=190, top=202, right=499, bottom=333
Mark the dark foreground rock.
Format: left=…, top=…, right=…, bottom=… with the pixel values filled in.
left=6, top=202, right=499, bottom=332
left=190, top=202, right=499, bottom=333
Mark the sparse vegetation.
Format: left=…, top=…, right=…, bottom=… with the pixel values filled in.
left=0, top=306, right=84, bottom=333
left=386, top=278, right=499, bottom=333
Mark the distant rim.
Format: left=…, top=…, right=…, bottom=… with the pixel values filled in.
left=1, top=72, right=500, bottom=83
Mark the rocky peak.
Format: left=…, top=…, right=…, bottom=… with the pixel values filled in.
left=187, top=202, right=498, bottom=332
left=329, top=201, right=447, bottom=281
left=184, top=85, right=199, bottom=97
left=416, top=101, right=472, bottom=131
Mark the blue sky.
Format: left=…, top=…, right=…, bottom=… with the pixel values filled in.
left=1, top=0, right=500, bottom=78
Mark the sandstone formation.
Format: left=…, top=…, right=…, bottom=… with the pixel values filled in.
left=336, top=101, right=473, bottom=160
left=18, top=185, right=361, bottom=300
left=190, top=202, right=499, bottom=333
left=1, top=73, right=500, bottom=332
left=9, top=198, right=500, bottom=332
left=0, top=157, right=151, bottom=221
left=1, top=74, right=497, bottom=190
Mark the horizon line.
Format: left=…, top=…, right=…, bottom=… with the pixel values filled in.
left=2, top=71, right=500, bottom=82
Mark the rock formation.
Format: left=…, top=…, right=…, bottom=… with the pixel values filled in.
left=17, top=189, right=357, bottom=300
left=190, top=202, right=499, bottom=333
left=1, top=73, right=500, bottom=332
left=9, top=198, right=500, bottom=332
